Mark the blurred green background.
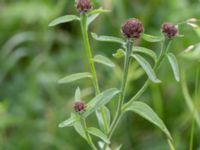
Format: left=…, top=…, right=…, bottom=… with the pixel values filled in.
left=0, top=0, right=200, bottom=149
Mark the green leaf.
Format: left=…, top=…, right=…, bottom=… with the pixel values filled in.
left=49, top=15, right=80, bottom=27
left=96, top=106, right=111, bottom=132
left=123, top=101, right=172, bottom=140
left=83, top=88, right=120, bottom=117
left=115, top=145, right=122, bottom=150
left=73, top=118, right=87, bottom=140
left=142, top=33, right=164, bottom=42
left=88, top=8, right=111, bottom=15
left=112, top=49, right=125, bottom=58
left=93, top=55, right=115, bottom=67
left=132, top=54, right=161, bottom=83
left=91, top=33, right=125, bottom=45
left=167, top=53, right=180, bottom=82
left=88, top=127, right=110, bottom=144
left=132, top=46, right=157, bottom=62
left=58, top=113, right=78, bottom=128
left=58, top=72, right=92, bottom=84
left=87, top=13, right=100, bottom=27
left=75, top=87, right=81, bottom=101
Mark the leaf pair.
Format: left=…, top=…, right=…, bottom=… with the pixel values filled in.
left=49, top=8, right=110, bottom=27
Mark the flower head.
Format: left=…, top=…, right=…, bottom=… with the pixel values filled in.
left=73, top=101, right=86, bottom=113
left=122, top=19, right=144, bottom=39
left=161, top=23, right=178, bottom=39
left=75, top=0, right=92, bottom=13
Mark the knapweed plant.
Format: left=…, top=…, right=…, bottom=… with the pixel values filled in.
left=49, top=0, right=181, bottom=149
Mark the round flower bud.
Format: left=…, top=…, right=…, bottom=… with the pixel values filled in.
left=75, top=0, right=92, bottom=13
left=122, top=19, right=144, bottom=39
left=161, top=23, right=178, bottom=39
left=73, top=101, right=86, bottom=113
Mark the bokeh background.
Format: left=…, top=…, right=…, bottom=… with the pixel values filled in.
left=0, top=0, right=200, bottom=150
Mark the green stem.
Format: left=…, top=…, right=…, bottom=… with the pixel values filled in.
left=80, top=118, right=97, bottom=150
left=103, top=40, right=133, bottom=150
left=80, top=13, right=100, bottom=95
left=80, top=13, right=108, bottom=134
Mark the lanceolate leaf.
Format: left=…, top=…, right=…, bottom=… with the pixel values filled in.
left=123, top=101, right=172, bottom=140
left=91, top=33, right=125, bottom=45
left=83, top=88, right=120, bottom=117
left=87, top=14, right=100, bottom=27
left=88, top=127, right=110, bottom=144
left=167, top=53, right=180, bottom=82
left=71, top=114, right=87, bottom=140
left=96, top=106, right=111, bottom=133
left=132, top=46, right=157, bottom=62
left=88, top=8, right=111, bottom=15
left=58, top=113, right=78, bottom=128
left=132, top=54, right=161, bottom=83
left=49, top=15, right=80, bottom=27
left=58, top=72, right=92, bottom=84
left=75, top=87, right=81, bottom=101
left=93, top=55, right=115, bottom=67
left=142, top=33, right=164, bottom=42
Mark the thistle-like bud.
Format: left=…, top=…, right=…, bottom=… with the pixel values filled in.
left=73, top=101, right=86, bottom=113
left=161, top=23, right=178, bottom=39
left=122, top=19, right=144, bottom=39
left=75, top=0, right=92, bottom=13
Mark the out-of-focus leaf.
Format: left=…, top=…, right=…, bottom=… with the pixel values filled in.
left=88, top=127, right=110, bottom=144
left=83, top=88, right=120, bottom=117
left=91, top=33, right=125, bottom=45
left=87, top=13, right=100, bottom=27
left=132, top=46, right=157, bottom=62
left=166, top=53, right=180, bottom=82
left=49, top=15, right=80, bottom=26
left=113, top=49, right=125, bottom=58
left=96, top=106, right=111, bottom=133
left=88, top=8, right=111, bottom=15
left=142, top=33, right=164, bottom=42
left=58, top=113, right=78, bottom=128
left=75, top=87, right=81, bottom=101
left=93, top=55, right=115, bottom=67
left=132, top=54, right=161, bottom=83
left=71, top=114, right=87, bottom=140
left=58, top=72, right=92, bottom=84
left=123, top=101, right=172, bottom=140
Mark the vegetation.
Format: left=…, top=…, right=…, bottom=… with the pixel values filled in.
left=0, top=0, right=200, bottom=149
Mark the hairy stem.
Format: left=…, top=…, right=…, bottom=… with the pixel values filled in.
left=80, top=13, right=108, bottom=135
left=103, top=40, right=133, bottom=149
left=80, top=13, right=100, bottom=95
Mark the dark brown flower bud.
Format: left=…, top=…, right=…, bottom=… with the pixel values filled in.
left=75, top=0, right=92, bottom=13
left=73, top=101, right=86, bottom=113
left=161, top=23, right=178, bottom=39
left=122, top=19, right=144, bottom=39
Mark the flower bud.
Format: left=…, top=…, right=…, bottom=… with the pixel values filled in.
left=122, top=19, right=144, bottom=39
left=75, top=0, right=92, bottom=13
left=73, top=101, right=86, bottom=113
left=161, top=23, right=178, bottom=39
